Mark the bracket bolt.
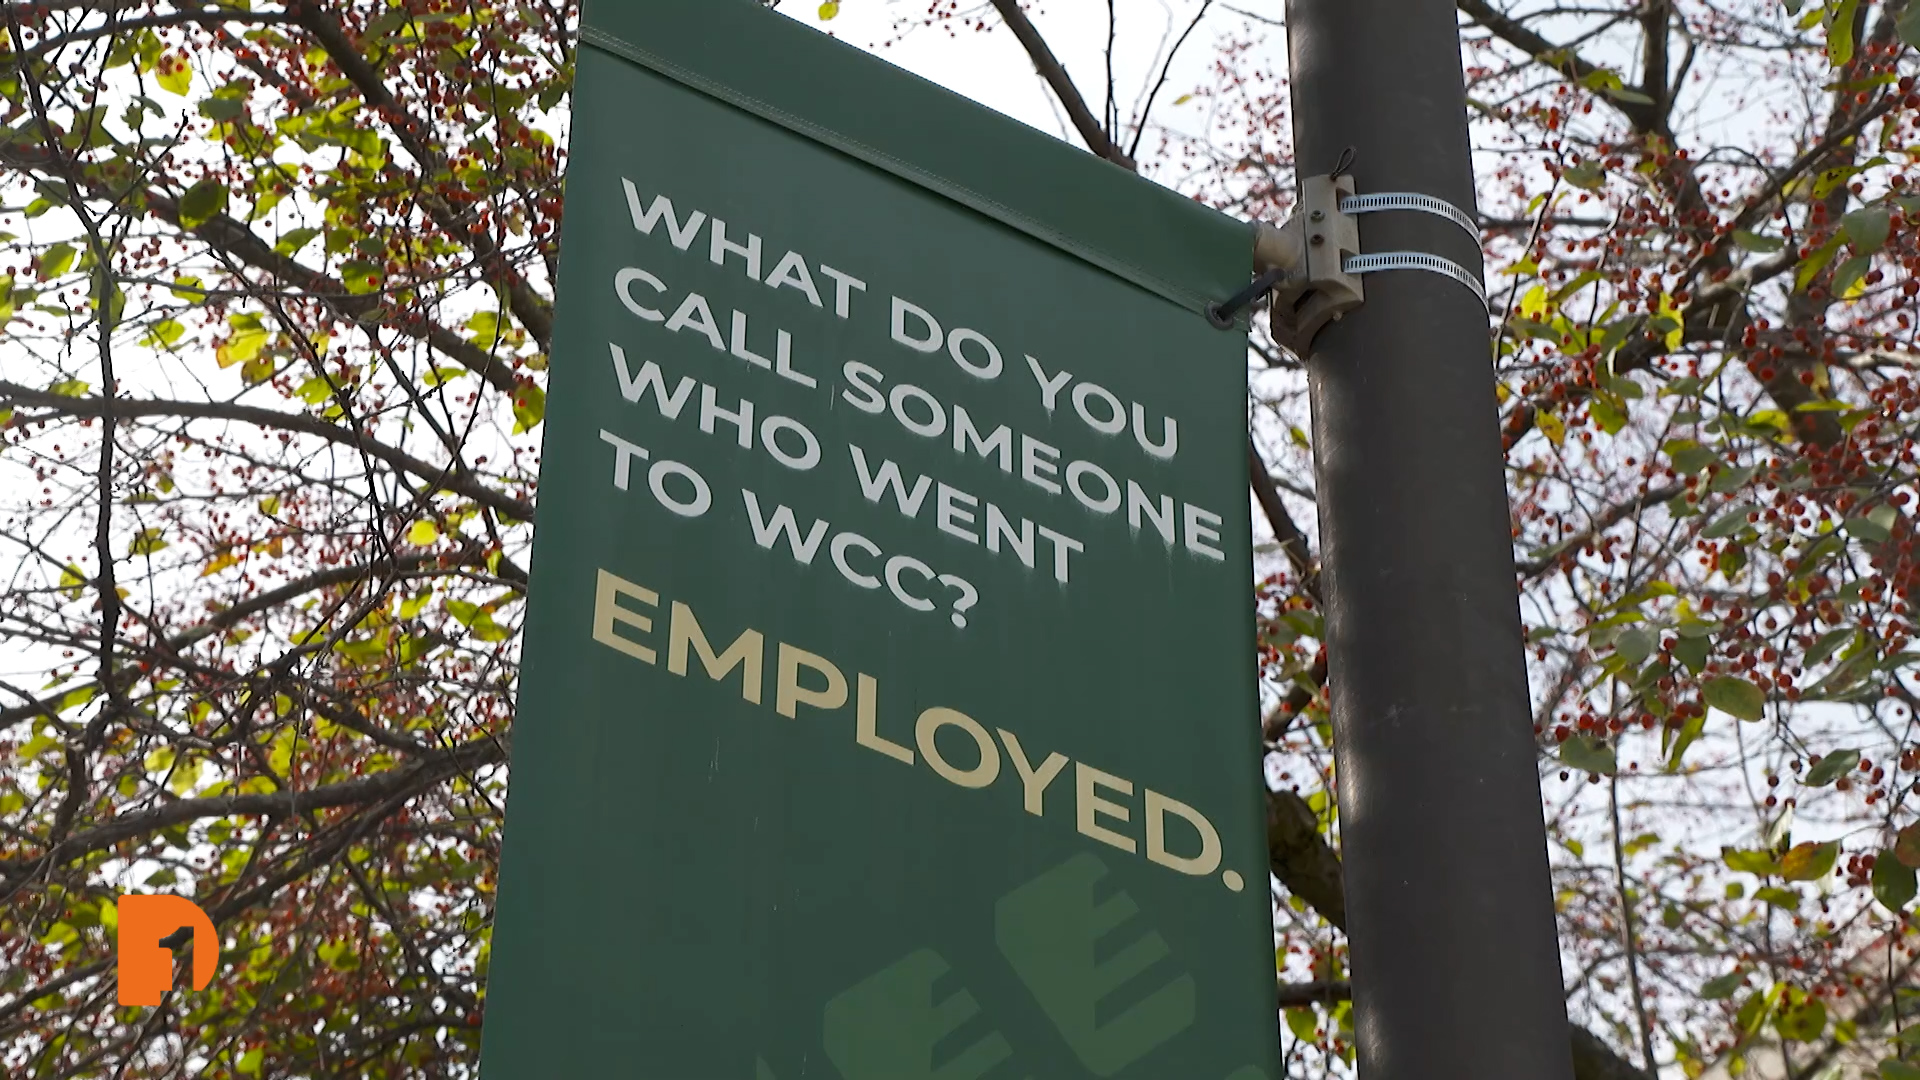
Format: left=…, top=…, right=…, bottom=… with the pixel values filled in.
left=1310, top=210, right=1325, bottom=222
left=1310, top=234, right=1325, bottom=246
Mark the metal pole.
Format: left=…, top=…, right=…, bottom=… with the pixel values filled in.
left=1282, top=2, right=1576, bottom=1077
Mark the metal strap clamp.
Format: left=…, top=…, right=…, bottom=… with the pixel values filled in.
left=1344, top=251, right=1489, bottom=310
left=1212, top=180, right=1490, bottom=352
left=1339, top=191, right=1487, bottom=311
left=1339, top=191, right=1480, bottom=242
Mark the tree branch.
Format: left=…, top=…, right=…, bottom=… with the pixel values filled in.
left=1250, top=435, right=1321, bottom=600
left=0, top=737, right=503, bottom=881
left=0, top=140, right=521, bottom=395
left=987, top=0, right=1136, bottom=168
left=0, top=380, right=533, bottom=522
left=1516, top=484, right=1685, bottom=577
left=288, top=4, right=556, bottom=351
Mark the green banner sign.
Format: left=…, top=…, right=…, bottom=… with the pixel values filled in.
left=479, top=3, right=1279, bottom=1077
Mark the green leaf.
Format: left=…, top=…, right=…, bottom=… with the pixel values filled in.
left=512, top=383, right=546, bottom=434
left=48, top=379, right=88, bottom=398
left=1754, top=886, right=1802, bottom=909
left=1828, top=0, right=1860, bottom=65
left=140, top=319, right=185, bottom=349
left=1702, top=505, right=1756, bottom=539
left=1663, top=440, right=1717, bottom=475
left=273, top=227, right=320, bottom=257
left=1833, top=254, right=1872, bottom=298
left=1671, top=635, right=1709, bottom=674
left=1775, top=995, right=1827, bottom=1041
left=1704, top=676, right=1765, bottom=721
left=39, top=242, right=76, bottom=278
left=341, top=260, right=383, bottom=295
left=1804, top=748, right=1860, bottom=787
left=1900, top=0, right=1920, bottom=49
left=1732, top=230, right=1786, bottom=253
left=1724, top=847, right=1781, bottom=875
left=1844, top=515, right=1891, bottom=542
left=1710, top=464, right=1758, bottom=493
left=178, top=180, right=229, bottom=228
left=1285, top=1006, right=1317, bottom=1042
left=1881, top=1061, right=1920, bottom=1080
left=467, top=309, right=506, bottom=349
left=1702, top=972, right=1746, bottom=1000
left=1797, top=235, right=1842, bottom=292
left=169, top=275, right=206, bottom=303
left=1843, top=206, right=1890, bottom=253
left=1779, top=840, right=1840, bottom=882
left=1563, top=161, right=1605, bottom=190
left=1872, top=851, right=1917, bottom=911
left=55, top=684, right=98, bottom=714
left=1614, top=627, right=1653, bottom=666
left=128, top=528, right=168, bottom=556
left=199, top=94, right=247, bottom=123
left=1653, top=293, right=1684, bottom=350
left=293, top=376, right=334, bottom=406
left=1590, top=393, right=1628, bottom=434
left=1807, top=629, right=1855, bottom=667
left=1559, top=735, right=1617, bottom=776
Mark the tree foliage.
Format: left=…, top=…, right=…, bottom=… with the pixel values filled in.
left=0, top=0, right=1918, bottom=1078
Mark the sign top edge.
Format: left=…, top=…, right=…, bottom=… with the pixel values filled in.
left=577, top=0, right=1253, bottom=317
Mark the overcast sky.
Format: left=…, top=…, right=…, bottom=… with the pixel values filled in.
left=778, top=0, right=1269, bottom=172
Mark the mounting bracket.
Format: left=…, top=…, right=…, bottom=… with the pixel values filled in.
left=1247, top=173, right=1365, bottom=356
left=1209, top=175, right=1489, bottom=355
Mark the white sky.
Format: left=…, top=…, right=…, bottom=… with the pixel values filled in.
left=778, top=0, right=1264, bottom=176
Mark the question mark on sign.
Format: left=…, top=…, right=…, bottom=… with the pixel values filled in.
left=937, top=574, right=979, bottom=628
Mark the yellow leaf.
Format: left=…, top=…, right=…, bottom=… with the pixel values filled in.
left=156, top=50, right=192, bottom=96
left=217, top=313, right=269, bottom=368
left=1656, top=293, right=1684, bottom=350
left=1494, top=381, right=1512, bottom=403
left=200, top=549, right=241, bottom=577
left=1519, top=284, right=1552, bottom=321
left=818, top=0, right=840, bottom=17
left=1537, top=408, right=1566, bottom=446
left=59, top=564, right=86, bottom=599
left=128, top=528, right=168, bottom=556
left=406, top=520, right=440, bottom=545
